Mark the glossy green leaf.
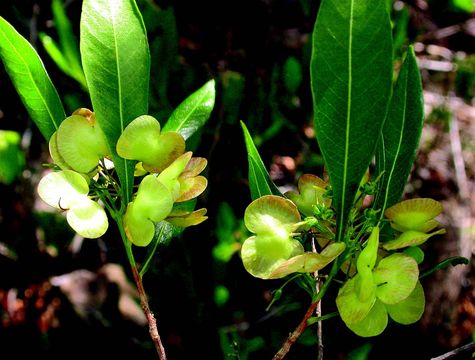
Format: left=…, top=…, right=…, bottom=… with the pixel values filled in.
left=0, top=17, right=65, bottom=140
left=310, top=0, right=393, bottom=240
left=163, top=79, right=216, bottom=140
left=39, top=33, right=70, bottom=77
left=80, top=0, right=150, bottom=204
left=374, top=47, right=424, bottom=213
left=240, top=120, right=282, bottom=200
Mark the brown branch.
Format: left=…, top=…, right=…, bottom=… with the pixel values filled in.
left=273, top=300, right=320, bottom=360
left=131, top=265, right=167, bottom=360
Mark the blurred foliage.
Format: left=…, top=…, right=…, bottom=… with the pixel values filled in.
left=0, top=130, right=25, bottom=184
left=455, top=54, right=475, bottom=101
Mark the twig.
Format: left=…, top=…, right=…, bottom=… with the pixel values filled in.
left=312, top=239, right=323, bottom=360
left=448, top=112, right=470, bottom=201
left=131, top=265, right=167, bottom=360
left=117, top=219, right=167, bottom=360
left=273, top=260, right=339, bottom=360
left=272, top=300, right=320, bottom=360
left=430, top=342, right=475, bottom=360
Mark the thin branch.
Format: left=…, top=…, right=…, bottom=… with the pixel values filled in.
left=117, top=219, right=167, bottom=360
left=272, top=300, right=320, bottom=360
left=430, top=342, right=475, bottom=360
left=312, top=239, right=323, bottom=360
left=131, top=265, right=167, bottom=360
left=273, top=260, right=340, bottom=360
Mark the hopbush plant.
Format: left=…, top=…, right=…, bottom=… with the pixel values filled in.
left=0, top=0, right=214, bottom=358
left=239, top=0, right=467, bottom=358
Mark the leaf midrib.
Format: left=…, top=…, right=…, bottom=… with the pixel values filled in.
left=108, top=2, right=130, bottom=204
left=381, top=72, right=409, bottom=216
left=173, top=90, right=208, bottom=133
left=338, top=0, right=354, bottom=241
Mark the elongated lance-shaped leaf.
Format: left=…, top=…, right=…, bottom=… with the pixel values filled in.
left=240, top=120, right=282, bottom=200
left=80, top=0, right=150, bottom=204
left=49, top=0, right=87, bottom=88
left=310, top=0, right=393, bottom=241
left=374, top=47, right=424, bottom=214
left=0, top=17, right=65, bottom=141
left=163, top=79, right=215, bottom=140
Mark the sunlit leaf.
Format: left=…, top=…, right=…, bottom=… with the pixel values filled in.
left=81, top=0, right=150, bottom=204
left=0, top=16, right=65, bottom=140
left=163, top=79, right=216, bottom=140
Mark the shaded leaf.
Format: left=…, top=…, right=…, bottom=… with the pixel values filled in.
left=374, top=47, right=425, bottom=213
left=241, top=120, right=282, bottom=200
left=311, top=0, right=393, bottom=240
left=420, top=256, right=469, bottom=279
